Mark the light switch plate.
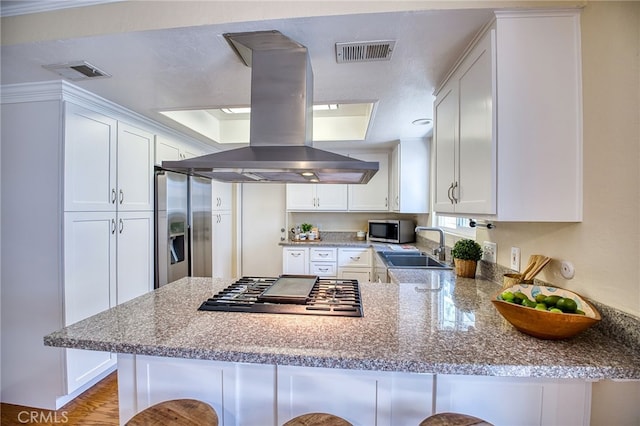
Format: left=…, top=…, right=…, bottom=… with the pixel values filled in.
left=483, top=241, right=497, bottom=263
left=511, top=247, right=521, bottom=271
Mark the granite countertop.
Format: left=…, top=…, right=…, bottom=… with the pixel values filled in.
left=45, top=273, right=640, bottom=380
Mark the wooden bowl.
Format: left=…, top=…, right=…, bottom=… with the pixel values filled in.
left=492, top=284, right=601, bottom=340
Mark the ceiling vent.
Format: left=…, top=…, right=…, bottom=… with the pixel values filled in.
left=335, top=40, right=395, bottom=63
left=43, top=61, right=111, bottom=81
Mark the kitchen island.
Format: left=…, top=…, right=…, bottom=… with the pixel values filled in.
left=45, top=274, right=640, bottom=425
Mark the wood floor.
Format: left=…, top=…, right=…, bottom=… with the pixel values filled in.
left=1, top=372, right=119, bottom=426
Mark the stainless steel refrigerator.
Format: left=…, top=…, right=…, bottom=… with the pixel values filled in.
left=155, top=169, right=212, bottom=288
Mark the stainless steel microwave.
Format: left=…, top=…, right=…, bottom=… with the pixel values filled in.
left=368, top=219, right=415, bottom=244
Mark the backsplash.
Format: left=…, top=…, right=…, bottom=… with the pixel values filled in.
left=416, top=234, right=640, bottom=352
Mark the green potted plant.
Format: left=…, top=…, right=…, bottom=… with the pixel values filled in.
left=451, top=239, right=483, bottom=278
left=300, top=223, right=313, bottom=236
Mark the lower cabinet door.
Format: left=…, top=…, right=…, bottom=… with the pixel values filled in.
left=212, top=212, right=233, bottom=279
left=277, top=365, right=433, bottom=425
left=337, top=268, right=371, bottom=282
left=435, top=375, right=591, bottom=426
left=116, top=211, right=154, bottom=304
left=282, top=248, right=309, bottom=275
left=118, top=354, right=277, bottom=425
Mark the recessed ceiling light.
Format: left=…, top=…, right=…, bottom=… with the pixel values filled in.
left=412, top=118, right=432, bottom=126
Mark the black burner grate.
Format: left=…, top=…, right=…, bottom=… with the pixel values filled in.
left=198, top=276, right=363, bottom=317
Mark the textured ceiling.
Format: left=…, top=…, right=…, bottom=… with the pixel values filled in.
left=1, top=3, right=496, bottom=151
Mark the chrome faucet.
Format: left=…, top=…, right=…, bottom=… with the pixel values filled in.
left=415, top=226, right=446, bottom=262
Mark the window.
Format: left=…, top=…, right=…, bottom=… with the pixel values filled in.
left=434, top=214, right=476, bottom=238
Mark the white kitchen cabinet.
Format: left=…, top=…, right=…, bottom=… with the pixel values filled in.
left=63, top=210, right=152, bottom=389
left=63, top=212, right=117, bottom=393
left=118, top=354, right=277, bottom=425
left=1, top=82, right=209, bottom=409
left=211, top=180, right=234, bottom=212
left=211, top=181, right=235, bottom=279
left=277, top=365, right=433, bottom=426
left=348, top=152, right=389, bottom=211
left=286, top=184, right=348, bottom=211
left=117, top=123, right=155, bottom=212
left=116, top=211, right=154, bottom=304
left=212, top=211, right=234, bottom=279
left=155, top=135, right=203, bottom=165
left=434, top=28, right=494, bottom=215
left=64, top=103, right=154, bottom=212
left=64, top=212, right=117, bottom=325
left=64, top=103, right=117, bottom=212
left=390, top=139, right=430, bottom=213
left=337, top=247, right=372, bottom=281
left=433, top=10, right=583, bottom=221
left=436, top=374, right=591, bottom=426
left=282, top=247, right=309, bottom=275
left=309, top=247, right=337, bottom=278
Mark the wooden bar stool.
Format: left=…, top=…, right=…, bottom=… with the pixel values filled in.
left=419, top=412, right=493, bottom=426
left=283, top=412, right=352, bottom=426
left=126, top=399, right=219, bottom=426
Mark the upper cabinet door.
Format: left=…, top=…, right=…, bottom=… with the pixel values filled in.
left=212, top=180, right=234, bottom=212
left=315, top=185, right=348, bottom=211
left=64, top=103, right=117, bottom=212
left=456, top=29, right=495, bottom=215
left=117, top=123, right=154, bottom=212
left=155, top=135, right=182, bottom=164
left=348, top=152, right=389, bottom=211
left=433, top=85, right=458, bottom=214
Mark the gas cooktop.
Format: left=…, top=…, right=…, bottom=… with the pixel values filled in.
left=198, top=276, right=363, bottom=317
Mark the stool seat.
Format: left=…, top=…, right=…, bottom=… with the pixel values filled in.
left=419, top=412, right=493, bottom=426
left=126, top=399, right=219, bottom=426
left=283, top=412, right=353, bottom=426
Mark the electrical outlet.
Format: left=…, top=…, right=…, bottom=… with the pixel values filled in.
left=483, top=241, right=497, bottom=263
left=511, top=247, right=521, bottom=271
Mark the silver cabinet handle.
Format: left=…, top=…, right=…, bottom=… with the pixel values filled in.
left=319, top=253, right=329, bottom=257
left=318, top=267, right=329, bottom=272
left=118, top=218, right=123, bottom=233
left=111, top=189, right=117, bottom=204
left=291, top=252, right=301, bottom=257
left=111, top=219, right=116, bottom=234
left=447, top=182, right=454, bottom=204
left=451, top=181, right=459, bottom=204
left=350, top=256, right=361, bottom=261
left=385, top=197, right=388, bottom=207
left=119, top=189, right=124, bottom=204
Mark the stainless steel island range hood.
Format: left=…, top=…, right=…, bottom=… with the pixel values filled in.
left=162, top=30, right=379, bottom=184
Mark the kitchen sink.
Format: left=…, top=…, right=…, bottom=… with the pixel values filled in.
left=377, top=251, right=451, bottom=269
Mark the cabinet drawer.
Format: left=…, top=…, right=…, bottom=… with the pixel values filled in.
left=310, top=262, right=337, bottom=277
left=338, top=248, right=371, bottom=267
left=310, top=247, right=337, bottom=262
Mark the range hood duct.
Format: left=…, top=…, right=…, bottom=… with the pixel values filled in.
left=162, top=30, right=378, bottom=184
